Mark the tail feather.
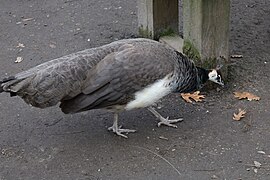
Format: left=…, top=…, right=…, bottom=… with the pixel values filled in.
left=0, top=76, right=27, bottom=96
left=0, top=76, right=16, bottom=93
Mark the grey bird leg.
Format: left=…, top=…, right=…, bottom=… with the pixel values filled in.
left=108, top=113, right=136, bottom=138
left=147, top=107, right=183, bottom=128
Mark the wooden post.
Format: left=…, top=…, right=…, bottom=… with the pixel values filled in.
left=137, top=0, right=179, bottom=39
left=183, top=0, right=230, bottom=78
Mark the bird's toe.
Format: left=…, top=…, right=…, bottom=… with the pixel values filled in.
left=157, top=117, right=183, bottom=128
left=108, top=125, right=136, bottom=138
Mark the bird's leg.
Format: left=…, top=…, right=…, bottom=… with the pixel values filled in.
left=107, top=112, right=136, bottom=138
left=147, top=107, right=183, bottom=128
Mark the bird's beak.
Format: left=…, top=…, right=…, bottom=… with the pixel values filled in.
left=218, top=79, right=224, bottom=87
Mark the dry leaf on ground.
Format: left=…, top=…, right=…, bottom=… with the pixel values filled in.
left=234, top=91, right=260, bottom=101
left=233, top=109, right=247, bottom=121
left=181, top=91, right=205, bottom=103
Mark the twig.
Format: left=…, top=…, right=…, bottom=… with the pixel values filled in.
left=132, top=145, right=181, bottom=176
left=231, top=55, right=243, bottom=58
left=240, top=163, right=270, bottom=169
left=22, top=18, right=34, bottom=22
left=159, top=136, right=169, bottom=140
left=50, top=130, right=85, bottom=136
left=44, top=118, right=63, bottom=127
left=193, top=169, right=216, bottom=172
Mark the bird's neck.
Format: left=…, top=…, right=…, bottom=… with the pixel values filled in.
left=196, top=67, right=210, bottom=86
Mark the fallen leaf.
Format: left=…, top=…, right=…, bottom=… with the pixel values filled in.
left=181, top=91, right=205, bottom=103
left=254, top=161, right=262, bottom=168
left=15, top=57, right=23, bottom=63
left=234, top=91, right=260, bottom=101
left=233, top=109, right=246, bottom=121
left=231, top=54, right=243, bottom=58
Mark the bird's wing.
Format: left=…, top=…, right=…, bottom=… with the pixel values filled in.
left=59, top=43, right=175, bottom=113
left=0, top=41, right=126, bottom=108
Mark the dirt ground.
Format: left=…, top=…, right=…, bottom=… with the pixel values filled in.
left=0, top=0, right=269, bottom=179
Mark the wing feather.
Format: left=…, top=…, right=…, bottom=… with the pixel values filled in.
left=60, top=43, right=175, bottom=113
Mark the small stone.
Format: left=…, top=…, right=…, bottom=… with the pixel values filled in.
left=257, top=150, right=266, bottom=155
left=211, top=175, right=218, bottom=179
left=15, top=57, right=23, bottom=63
left=49, top=44, right=56, bottom=48
left=81, top=170, right=88, bottom=175
left=17, top=43, right=25, bottom=48
left=254, top=168, right=258, bottom=173
left=254, top=161, right=261, bottom=168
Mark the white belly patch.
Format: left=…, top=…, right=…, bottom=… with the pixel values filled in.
left=125, top=77, right=171, bottom=110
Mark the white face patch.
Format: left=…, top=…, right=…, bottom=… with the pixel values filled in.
left=208, top=70, right=218, bottom=81
left=208, top=70, right=224, bottom=86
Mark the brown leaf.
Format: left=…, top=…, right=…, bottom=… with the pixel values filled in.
left=234, top=92, right=260, bottom=101
left=233, top=109, right=247, bottom=121
left=181, top=91, right=205, bottom=103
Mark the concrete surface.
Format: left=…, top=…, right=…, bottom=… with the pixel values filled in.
left=159, top=35, right=184, bottom=53
left=0, top=0, right=269, bottom=179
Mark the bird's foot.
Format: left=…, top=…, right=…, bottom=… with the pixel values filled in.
left=108, top=125, right=136, bottom=138
left=158, top=117, right=183, bottom=128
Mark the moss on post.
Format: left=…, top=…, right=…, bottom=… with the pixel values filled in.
left=156, top=28, right=176, bottom=39
left=183, top=0, right=230, bottom=80
left=138, top=26, right=153, bottom=39
left=183, top=40, right=228, bottom=80
left=183, top=40, right=201, bottom=64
